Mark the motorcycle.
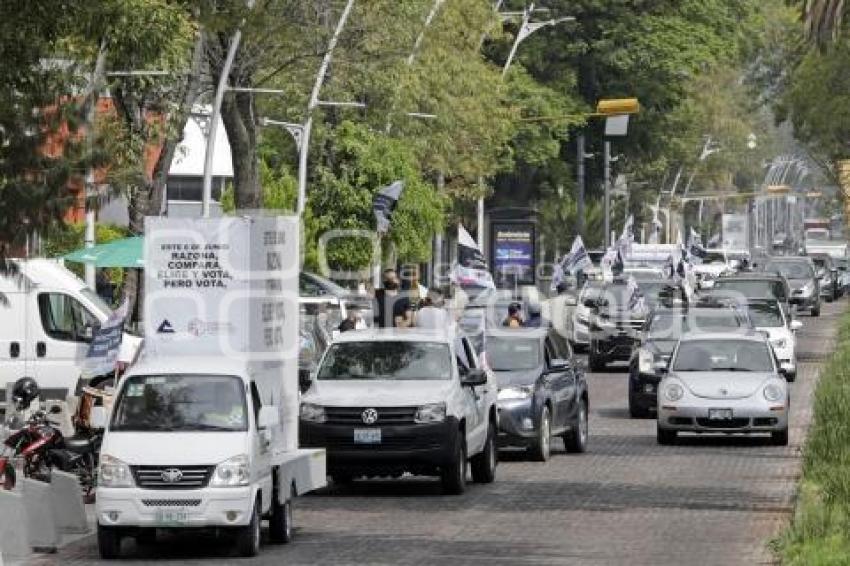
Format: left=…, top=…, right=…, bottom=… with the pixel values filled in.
left=0, top=407, right=99, bottom=498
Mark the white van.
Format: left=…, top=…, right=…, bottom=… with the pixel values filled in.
left=92, top=355, right=325, bottom=558
left=0, top=259, right=140, bottom=403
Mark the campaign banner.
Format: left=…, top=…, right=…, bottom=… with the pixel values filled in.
left=82, top=299, right=129, bottom=378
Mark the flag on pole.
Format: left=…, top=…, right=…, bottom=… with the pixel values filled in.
left=550, top=236, right=592, bottom=291
left=688, top=227, right=707, bottom=259
left=627, top=275, right=644, bottom=311
left=451, top=224, right=495, bottom=289
left=373, top=180, right=405, bottom=234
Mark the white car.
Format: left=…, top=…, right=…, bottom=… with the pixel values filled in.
left=746, top=299, right=802, bottom=381
left=571, top=281, right=604, bottom=350
left=299, top=328, right=498, bottom=495
left=657, top=332, right=791, bottom=446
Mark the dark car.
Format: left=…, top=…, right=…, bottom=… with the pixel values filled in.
left=637, top=278, right=688, bottom=310
left=810, top=253, right=840, bottom=302
left=760, top=257, right=820, bottom=316
left=627, top=306, right=752, bottom=418
left=587, top=279, right=650, bottom=371
left=486, top=328, right=588, bottom=460
left=711, top=272, right=792, bottom=316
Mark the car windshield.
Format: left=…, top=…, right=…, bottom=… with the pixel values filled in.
left=318, top=341, right=451, bottom=380
left=673, top=340, right=774, bottom=372
left=598, top=285, right=637, bottom=309
left=486, top=337, right=540, bottom=371
left=640, top=282, right=685, bottom=305
left=713, top=279, right=786, bottom=300
left=747, top=302, right=784, bottom=328
left=111, top=375, right=248, bottom=432
left=764, top=261, right=813, bottom=279
left=648, top=311, right=742, bottom=339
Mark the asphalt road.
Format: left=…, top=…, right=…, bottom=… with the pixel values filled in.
left=35, top=299, right=846, bottom=566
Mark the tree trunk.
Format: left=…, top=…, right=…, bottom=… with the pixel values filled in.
left=220, top=89, right=261, bottom=210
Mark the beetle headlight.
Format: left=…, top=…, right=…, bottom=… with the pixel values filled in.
left=763, top=382, right=784, bottom=402
left=209, top=454, right=250, bottom=487
left=414, top=403, right=446, bottom=423
left=99, top=454, right=134, bottom=488
left=300, top=403, right=326, bottom=423
left=663, top=382, right=684, bottom=402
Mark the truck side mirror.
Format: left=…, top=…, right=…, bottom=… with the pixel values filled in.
left=258, top=406, right=279, bottom=429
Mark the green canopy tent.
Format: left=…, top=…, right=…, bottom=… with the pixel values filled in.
left=63, top=236, right=144, bottom=268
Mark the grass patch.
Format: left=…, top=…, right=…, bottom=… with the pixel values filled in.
left=775, top=312, right=850, bottom=564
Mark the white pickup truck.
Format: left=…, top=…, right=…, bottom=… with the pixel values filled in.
left=300, top=328, right=498, bottom=494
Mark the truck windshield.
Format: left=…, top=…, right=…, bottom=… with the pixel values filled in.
left=318, top=341, right=451, bottom=380
left=111, top=375, right=248, bottom=432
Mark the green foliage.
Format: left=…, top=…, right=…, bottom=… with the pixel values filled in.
left=41, top=222, right=129, bottom=286
left=775, top=314, right=850, bottom=564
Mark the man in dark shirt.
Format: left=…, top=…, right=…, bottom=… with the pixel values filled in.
left=374, top=275, right=413, bottom=328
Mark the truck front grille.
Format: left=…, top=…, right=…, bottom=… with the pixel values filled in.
left=324, top=407, right=418, bottom=425
left=131, top=465, right=215, bottom=490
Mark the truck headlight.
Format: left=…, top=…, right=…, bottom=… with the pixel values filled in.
left=498, top=386, right=533, bottom=401
left=638, top=349, right=654, bottom=374
left=763, top=382, right=784, bottom=402
left=209, top=454, right=250, bottom=487
left=414, top=403, right=446, bottom=423
left=300, top=403, right=326, bottom=423
left=663, top=382, right=684, bottom=402
left=99, top=454, right=134, bottom=488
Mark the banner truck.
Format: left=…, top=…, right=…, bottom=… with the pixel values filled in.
left=92, top=216, right=326, bottom=558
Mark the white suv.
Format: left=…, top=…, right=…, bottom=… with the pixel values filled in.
left=299, top=329, right=498, bottom=494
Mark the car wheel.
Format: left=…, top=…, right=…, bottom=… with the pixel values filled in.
left=236, top=499, right=261, bottom=557
left=471, top=421, right=497, bottom=483
left=528, top=406, right=552, bottom=462
left=441, top=433, right=467, bottom=495
left=812, top=305, right=821, bottom=317
left=771, top=428, right=789, bottom=446
left=269, top=485, right=294, bottom=544
left=588, top=345, right=605, bottom=372
left=97, top=524, right=122, bottom=559
left=657, top=427, right=677, bottom=445
left=564, top=399, right=588, bottom=453
left=628, top=392, right=650, bottom=419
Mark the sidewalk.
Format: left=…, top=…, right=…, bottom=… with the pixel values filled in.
left=1, top=504, right=96, bottom=566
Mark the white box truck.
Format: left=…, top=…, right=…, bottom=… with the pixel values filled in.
left=92, top=216, right=326, bottom=558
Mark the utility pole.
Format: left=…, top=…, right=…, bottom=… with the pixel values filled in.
left=603, top=141, right=611, bottom=247
left=576, top=134, right=586, bottom=237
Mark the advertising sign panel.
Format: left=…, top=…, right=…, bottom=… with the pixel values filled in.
left=491, top=223, right=536, bottom=287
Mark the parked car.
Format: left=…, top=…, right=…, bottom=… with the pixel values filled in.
left=485, top=328, right=588, bottom=460
left=628, top=306, right=751, bottom=418
left=299, top=329, right=498, bottom=494
left=745, top=299, right=802, bottom=382
left=835, top=258, right=850, bottom=295
left=587, top=279, right=650, bottom=371
left=809, top=253, right=840, bottom=302
left=656, top=332, right=791, bottom=445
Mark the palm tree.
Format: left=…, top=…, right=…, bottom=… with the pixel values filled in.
left=803, top=0, right=847, bottom=45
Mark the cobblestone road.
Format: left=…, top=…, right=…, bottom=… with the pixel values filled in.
left=33, top=300, right=845, bottom=566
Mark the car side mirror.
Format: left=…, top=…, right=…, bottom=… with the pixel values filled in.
left=90, top=406, right=107, bottom=429
left=547, top=358, right=570, bottom=372
left=461, top=368, right=488, bottom=387
left=80, top=324, right=95, bottom=342
left=258, top=406, right=280, bottom=429
left=790, top=320, right=803, bottom=331
left=779, top=362, right=794, bottom=377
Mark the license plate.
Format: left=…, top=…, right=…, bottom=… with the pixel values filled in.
left=354, top=428, right=381, bottom=444
left=154, top=508, right=189, bottom=525
left=708, top=408, right=733, bottom=420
